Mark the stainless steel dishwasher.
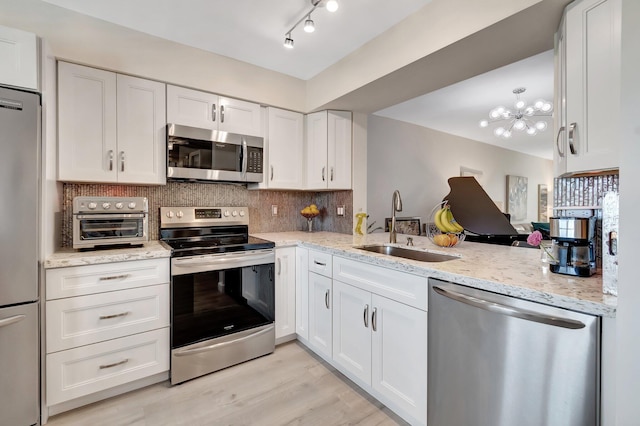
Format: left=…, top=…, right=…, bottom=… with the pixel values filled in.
left=428, top=278, right=600, bottom=426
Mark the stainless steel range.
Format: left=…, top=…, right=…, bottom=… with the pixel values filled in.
left=160, top=206, right=276, bottom=385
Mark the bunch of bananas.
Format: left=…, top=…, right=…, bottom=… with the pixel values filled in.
left=434, top=205, right=464, bottom=233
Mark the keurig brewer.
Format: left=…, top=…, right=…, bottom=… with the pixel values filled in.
left=549, top=217, right=597, bottom=277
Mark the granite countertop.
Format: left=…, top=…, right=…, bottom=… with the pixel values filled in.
left=44, top=240, right=172, bottom=269
left=253, top=231, right=617, bottom=318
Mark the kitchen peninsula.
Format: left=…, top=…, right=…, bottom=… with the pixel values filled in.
left=255, top=231, right=615, bottom=316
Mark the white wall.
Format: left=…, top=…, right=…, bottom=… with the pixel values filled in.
left=367, top=115, right=553, bottom=231
left=616, top=0, right=640, bottom=423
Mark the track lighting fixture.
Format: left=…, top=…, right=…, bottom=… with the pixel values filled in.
left=283, top=0, right=339, bottom=49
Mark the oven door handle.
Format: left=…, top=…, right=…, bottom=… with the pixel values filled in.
left=173, top=325, right=274, bottom=357
left=75, top=213, right=147, bottom=219
left=172, top=250, right=275, bottom=273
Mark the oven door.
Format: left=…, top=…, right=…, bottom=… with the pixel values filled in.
left=167, top=124, right=263, bottom=183
left=73, top=213, right=148, bottom=249
left=171, top=249, right=275, bottom=349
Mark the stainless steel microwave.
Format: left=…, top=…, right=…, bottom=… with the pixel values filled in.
left=167, top=123, right=264, bottom=183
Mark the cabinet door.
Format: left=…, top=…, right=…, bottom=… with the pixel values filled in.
left=116, top=74, right=166, bottom=184
left=371, top=294, right=427, bottom=425
left=332, top=280, right=372, bottom=385
left=166, top=84, right=218, bottom=130
left=327, top=110, right=352, bottom=189
left=266, top=107, right=303, bottom=189
left=308, top=271, right=332, bottom=360
left=295, top=247, right=309, bottom=341
left=565, top=0, right=621, bottom=173
left=275, top=247, right=296, bottom=340
left=0, top=24, right=38, bottom=90
left=58, top=62, right=117, bottom=182
left=219, top=96, right=262, bottom=137
left=304, top=111, right=328, bottom=189
left=553, top=19, right=568, bottom=177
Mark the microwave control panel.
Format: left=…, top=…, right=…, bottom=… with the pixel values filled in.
left=247, top=147, right=263, bottom=173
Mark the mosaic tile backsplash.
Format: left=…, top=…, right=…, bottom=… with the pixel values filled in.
left=61, top=183, right=353, bottom=247
left=553, top=174, right=619, bottom=208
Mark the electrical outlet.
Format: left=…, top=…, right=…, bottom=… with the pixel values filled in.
left=337, top=205, right=345, bottom=216
left=271, top=205, right=278, bottom=216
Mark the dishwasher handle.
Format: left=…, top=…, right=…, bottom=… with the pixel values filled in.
left=432, top=286, right=586, bottom=330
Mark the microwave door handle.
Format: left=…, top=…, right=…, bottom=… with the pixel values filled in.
left=241, top=138, right=248, bottom=178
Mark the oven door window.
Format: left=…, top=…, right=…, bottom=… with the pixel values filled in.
left=168, top=137, right=241, bottom=172
left=172, top=264, right=274, bottom=348
left=79, top=218, right=143, bottom=241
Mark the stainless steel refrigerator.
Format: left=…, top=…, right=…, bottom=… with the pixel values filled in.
left=0, top=85, right=40, bottom=425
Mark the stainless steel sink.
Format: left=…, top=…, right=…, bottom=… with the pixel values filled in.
left=355, top=244, right=460, bottom=262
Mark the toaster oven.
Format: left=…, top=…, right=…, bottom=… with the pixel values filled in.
left=72, top=196, right=149, bottom=249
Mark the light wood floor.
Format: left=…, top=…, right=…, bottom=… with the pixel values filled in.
left=46, top=341, right=408, bottom=426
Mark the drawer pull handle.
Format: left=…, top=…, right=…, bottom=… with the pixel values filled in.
left=99, top=274, right=130, bottom=281
left=99, top=359, right=129, bottom=369
left=314, top=261, right=326, bottom=267
left=99, top=311, right=130, bottom=320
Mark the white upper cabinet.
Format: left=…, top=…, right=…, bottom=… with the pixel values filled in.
left=557, top=0, right=621, bottom=175
left=261, top=107, right=304, bottom=189
left=304, top=110, right=352, bottom=190
left=166, top=85, right=262, bottom=137
left=0, top=25, right=38, bottom=91
left=58, top=62, right=166, bottom=184
left=116, top=74, right=166, bottom=184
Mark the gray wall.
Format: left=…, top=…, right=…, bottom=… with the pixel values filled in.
left=366, top=115, right=553, bottom=232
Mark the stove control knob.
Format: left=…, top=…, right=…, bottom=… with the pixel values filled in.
left=166, top=211, right=174, bottom=218
left=87, top=202, right=97, bottom=210
left=115, top=202, right=124, bottom=209
left=102, top=202, right=111, bottom=210
left=239, top=210, right=246, bottom=217
left=176, top=211, right=184, bottom=218
left=224, top=210, right=230, bottom=217
left=232, top=210, right=238, bottom=217
left=128, top=202, right=136, bottom=209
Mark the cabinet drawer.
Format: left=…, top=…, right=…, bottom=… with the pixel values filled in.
left=46, top=328, right=169, bottom=406
left=333, top=256, right=428, bottom=311
left=308, top=249, right=332, bottom=277
left=46, top=284, right=169, bottom=353
left=46, top=258, right=169, bottom=300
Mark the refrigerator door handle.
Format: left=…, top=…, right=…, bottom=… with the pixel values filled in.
left=0, top=314, right=26, bottom=328
left=432, top=286, right=585, bottom=330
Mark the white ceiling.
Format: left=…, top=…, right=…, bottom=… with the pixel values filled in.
left=41, top=0, right=433, bottom=80
left=40, top=0, right=555, bottom=160
left=374, top=50, right=555, bottom=160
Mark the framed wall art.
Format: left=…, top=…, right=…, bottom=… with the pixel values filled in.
left=538, top=184, right=549, bottom=221
left=506, top=175, right=528, bottom=221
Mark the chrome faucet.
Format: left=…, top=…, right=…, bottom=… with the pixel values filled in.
left=390, top=190, right=403, bottom=243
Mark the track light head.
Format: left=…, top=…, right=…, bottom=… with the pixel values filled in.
left=326, top=0, right=339, bottom=12
left=304, top=15, right=315, bottom=33
left=284, top=34, right=294, bottom=49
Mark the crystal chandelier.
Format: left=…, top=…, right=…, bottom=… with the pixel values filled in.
left=479, top=87, right=553, bottom=139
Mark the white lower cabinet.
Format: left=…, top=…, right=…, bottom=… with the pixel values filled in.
left=275, top=247, right=296, bottom=341
left=308, top=271, right=333, bottom=361
left=45, top=258, right=170, bottom=409
left=295, top=247, right=309, bottom=341
left=332, top=279, right=427, bottom=426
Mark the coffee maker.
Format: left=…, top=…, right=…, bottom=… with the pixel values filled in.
left=548, top=217, right=597, bottom=277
